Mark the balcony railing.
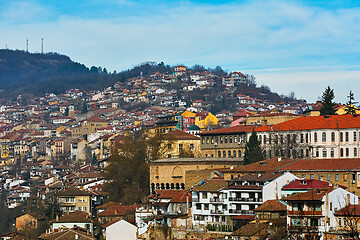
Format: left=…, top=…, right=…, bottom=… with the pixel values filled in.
left=210, top=198, right=224, bottom=203
left=228, top=209, right=254, bottom=214
left=288, top=210, right=322, bottom=216
left=229, top=197, right=262, bottom=202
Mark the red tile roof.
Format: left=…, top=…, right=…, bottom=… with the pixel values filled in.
left=282, top=179, right=344, bottom=190
left=255, top=114, right=360, bottom=132
left=168, top=129, right=200, bottom=140
left=97, top=205, right=138, bottom=217
left=284, top=187, right=334, bottom=201
left=223, top=157, right=296, bottom=173
left=254, top=200, right=287, bottom=212
left=149, top=190, right=192, bottom=203
left=279, top=158, right=360, bottom=171
left=335, top=204, right=360, bottom=216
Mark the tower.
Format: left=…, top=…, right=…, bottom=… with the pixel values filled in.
left=41, top=38, right=44, bottom=54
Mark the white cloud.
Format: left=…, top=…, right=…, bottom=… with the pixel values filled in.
left=0, top=0, right=359, bottom=103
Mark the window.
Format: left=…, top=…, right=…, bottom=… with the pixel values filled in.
left=179, top=144, right=183, bottom=152
left=322, top=132, right=326, bottom=142
left=220, top=137, right=223, bottom=144
left=280, top=135, right=283, bottom=144
left=306, top=133, right=309, bottom=143
left=190, top=144, right=194, bottom=150
left=354, top=147, right=358, bottom=157
left=314, top=132, right=318, bottom=142
left=233, top=150, right=236, bottom=158
left=340, top=132, right=344, bottom=142
left=300, top=134, right=304, bottom=143
left=206, top=137, right=209, bottom=144
left=228, top=150, right=231, bottom=158
left=211, top=137, right=214, bottom=144
left=202, top=193, right=207, bottom=199
left=310, top=174, right=314, bottom=179
left=196, top=203, right=201, bottom=210
left=335, top=174, right=339, bottom=181
left=331, top=132, right=335, bottom=142
left=263, top=135, right=267, bottom=144
left=218, top=151, right=221, bottom=157
left=340, top=148, right=344, bottom=157
left=234, top=136, right=237, bottom=143
left=229, top=136, right=232, bottom=143
left=225, top=137, right=228, bottom=143
left=302, top=174, right=306, bottom=179
left=238, top=150, right=242, bottom=158
left=346, top=132, right=349, bottom=142
left=316, top=149, right=319, bottom=158
left=204, top=204, right=209, bottom=210
left=327, top=174, right=331, bottom=181
left=346, top=148, right=349, bottom=157
left=223, top=151, right=226, bottom=158
left=322, top=148, right=327, bottom=158
left=319, top=174, right=322, bottom=180
left=354, top=132, right=357, bottom=142
left=330, top=148, right=335, bottom=157
left=259, top=135, right=262, bottom=144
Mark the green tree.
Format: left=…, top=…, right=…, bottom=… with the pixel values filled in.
left=320, top=86, right=336, bottom=115
left=345, top=90, right=358, bottom=115
left=243, top=129, right=263, bottom=165
left=103, top=131, right=165, bottom=204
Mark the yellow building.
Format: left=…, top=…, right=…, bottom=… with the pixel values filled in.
left=149, top=157, right=243, bottom=192
left=336, top=105, right=360, bottom=115
left=245, top=112, right=300, bottom=126
left=56, top=188, right=92, bottom=214
left=160, top=129, right=201, bottom=158
left=195, top=112, right=218, bottom=131
left=71, top=115, right=109, bottom=138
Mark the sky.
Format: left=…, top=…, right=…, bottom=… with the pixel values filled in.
left=0, top=0, right=359, bottom=103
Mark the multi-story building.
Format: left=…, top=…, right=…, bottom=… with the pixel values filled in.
left=191, top=172, right=297, bottom=228
left=199, top=125, right=256, bottom=158
left=254, top=114, right=360, bottom=159
left=285, top=187, right=358, bottom=240
left=56, top=188, right=92, bottom=214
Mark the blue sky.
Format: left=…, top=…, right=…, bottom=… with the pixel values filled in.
left=0, top=0, right=359, bottom=102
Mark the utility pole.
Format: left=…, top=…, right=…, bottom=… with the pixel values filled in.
left=26, top=39, right=29, bottom=52
left=41, top=38, right=44, bottom=54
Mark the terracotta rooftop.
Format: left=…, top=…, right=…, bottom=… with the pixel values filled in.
left=255, top=114, right=360, bottom=132
left=192, top=179, right=228, bottom=192
left=335, top=204, right=360, bottom=216
left=223, top=157, right=296, bottom=173
left=284, top=187, right=334, bottom=201
left=282, top=179, right=345, bottom=190
left=167, top=129, right=200, bottom=140
left=279, top=158, right=360, bottom=171
left=97, top=204, right=138, bottom=217
left=254, top=200, right=287, bottom=212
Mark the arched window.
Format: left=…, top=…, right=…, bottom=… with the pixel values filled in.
left=330, top=148, right=335, bottom=157
left=322, top=148, right=327, bottom=158
left=263, top=135, right=267, bottom=144
left=176, top=183, right=180, bottom=189
left=218, top=151, right=221, bottom=158
left=354, top=148, right=358, bottom=157
left=322, top=132, right=326, bottom=142
left=151, top=183, right=155, bottom=192
left=346, top=132, right=349, bottom=142
left=181, top=183, right=185, bottom=189
left=161, top=183, right=165, bottom=189
left=331, top=132, right=335, bottom=142
left=314, top=132, right=317, bottom=142
left=166, top=183, right=170, bottom=189
left=340, top=148, right=344, bottom=157
left=233, top=150, right=236, bottom=158
left=238, top=150, right=242, bottom=158
left=228, top=150, right=231, bottom=158
left=354, top=132, right=357, bottom=142
left=171, top=183, right=174, bottom=189
left=156, top=183, right=160, bottom=189
left=223, top=151, right=226, bottom=158
left=340, top=132, right=344, bottom=142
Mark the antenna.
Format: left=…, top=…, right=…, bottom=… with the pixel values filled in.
left=26, top=39, right=28, bottom=52
left=41, top=38, right=44, bottom=54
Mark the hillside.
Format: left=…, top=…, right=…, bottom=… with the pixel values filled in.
left=0, top=49, right=117, bottom=96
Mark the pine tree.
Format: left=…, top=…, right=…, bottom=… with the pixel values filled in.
left=345, top=90, right=358, bottom=115
left=320, top=86, right=336, bottom=115
left=81, top=101, right=88, bottom=114
left=243, top=129, right=264, bottom=165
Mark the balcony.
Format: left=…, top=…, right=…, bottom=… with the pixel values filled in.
left=228, top=209, right=254, bottom=214
left=288, top=210, right=322, bottom=216
left=229, top=197, right=262, bottom=202
left=210, top=210, right=224, bottom=214
left=210, top=198, right=223, bottom=203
